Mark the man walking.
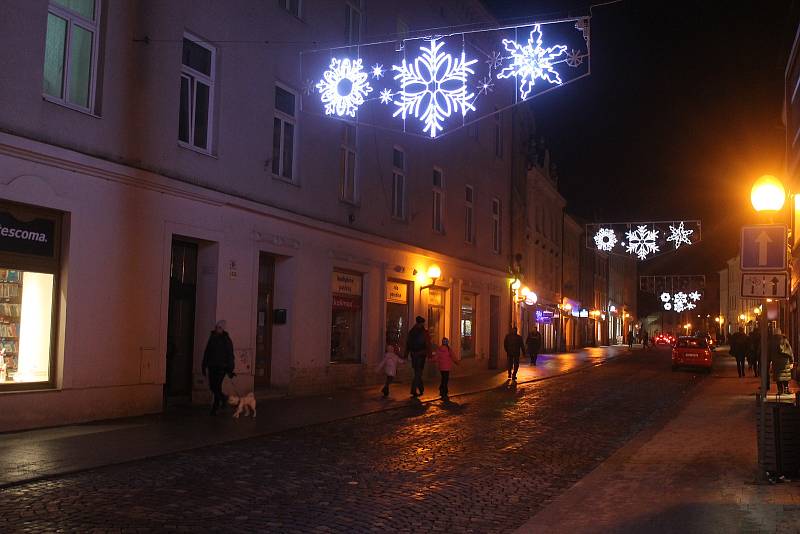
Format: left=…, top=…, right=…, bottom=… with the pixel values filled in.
left=526, top=328, right=543, bottom=366
left=504, top=326, right=525, bottom=381
left=202, top=320, right=235, bottom=415
left=405, top=316, right=431, bottom=398
left=729, top=327, right=748, bottom=378
left=748, top=329, right=761, bottom=377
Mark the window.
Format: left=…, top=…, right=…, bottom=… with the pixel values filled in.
left=279, top=0, right=301, bottom=18
left=345, top=1, right=361, bottom=45
left=0, top=201, right=62, bottom=390
left=494, top=109, right=503, bottom=158
left=272, top=85, right=297, bottom=180
left=464, top=185, right=475, bottom=244
left=178, top=35, right=216, bottom=152
left=385, top=280, right=409, bottom=352
left=43, top=0, right=100, bottom=111
left=492, top=198, right=501, bottom=254
left=331, top=271, right=363, bottom=363
left=460, top=292, right=476, bottom=357
left=340, top=123, right=357, bottom=203
left=432, top=168, right=444, bottom=233
left=392, top=148, right=406, bottom=219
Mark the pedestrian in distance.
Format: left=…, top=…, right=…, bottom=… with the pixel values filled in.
left=769, top=327, right=794, bottom=395
left=377, top=344, right=404, bottom=397
left=641, top=331, right=649, bottom=350
left=526, top=328, right=543, bottom=366
left=504, top=326, right=525, bottom=381
left=432, top=337, right=459, bottom=401
left=405, top=316, right=431, bottom=398
left=627, top=331, right=634, bottom=349
left=748, top=329, right=761, bottom=377
left=201, top=320, right=236, bottom=416
left=729, top=327, right=749, bottom=378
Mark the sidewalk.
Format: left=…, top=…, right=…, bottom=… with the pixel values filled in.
left=516, top=353, right=800, bottom=534
left=0, top=345, right=627, bottom=488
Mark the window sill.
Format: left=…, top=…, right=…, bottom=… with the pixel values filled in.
left=42, top=94, right=100, bottom=118
left=0, top=381, right=56, bottom=393
left=178, top=141, right=217, bottom=158
left=329, top=360, right=363, bottom=365
left=272, top=174, right=300, bottom=187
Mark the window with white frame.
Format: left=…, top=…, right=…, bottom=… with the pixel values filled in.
left=279, top=0, right=301, bottom=18
left=345, top=1, right=362, bottom=45
left=492, top=198, right=501, bottom=254
left=432, top=168, right=444, bottom=233
left=464, top=185, right=475, bottom=244
left=340, top=123, right=357, bottom=203
left=272, top=85, right=297, bottom=180
left=43, top=0, right=100, bottom=111
left=494, top=109, right=503, bottom=158
left=178, top=35, right=216, bottom=152
left=392, top=148, right=406, bottom=220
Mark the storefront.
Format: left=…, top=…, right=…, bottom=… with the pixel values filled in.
left=385, top=279, right=410, bottom=352
left=0, top=201, right=61, bottom=390
left=426, top=287, right=446, bottom=348
left=460, top=292, right=476, bottom=358
left=330, top=270, right=363, bottom=363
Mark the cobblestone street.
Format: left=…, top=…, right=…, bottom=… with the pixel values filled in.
left=0, top=349, right=704, bottom=533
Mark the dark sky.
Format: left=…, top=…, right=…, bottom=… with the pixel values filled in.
left=485, top=0, right=800, bottom=276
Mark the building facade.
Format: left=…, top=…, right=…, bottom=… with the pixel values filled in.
left=0, top=0, right=519, bottom=430
left=719, top=256, right=763, bottom=335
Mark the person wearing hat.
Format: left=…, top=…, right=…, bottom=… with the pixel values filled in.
left=202, top=320, right=236, bottom=415
left=405, top=316, right=431, bottom=397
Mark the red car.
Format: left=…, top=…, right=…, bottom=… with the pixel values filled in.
left=655, top=333, right=675, bottom=346
left=672, top=336, right=712, bottom=372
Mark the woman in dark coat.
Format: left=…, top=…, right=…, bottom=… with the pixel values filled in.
left=202, top=320, right=235, bottom=415
left=769, top=328, right=794, bottom=395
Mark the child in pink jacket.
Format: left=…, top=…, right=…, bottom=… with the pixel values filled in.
left=378, top=344, right=404, bottom=397
left=432, top=337, right=458, bottom=400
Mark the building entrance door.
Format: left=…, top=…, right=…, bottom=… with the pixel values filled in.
left=255, top=252, right=275, bottom=387
left=165, top=239, right=198, bottom=398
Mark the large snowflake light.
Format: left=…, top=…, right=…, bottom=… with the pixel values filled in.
left=496, top=24, right=567, bottom=100
left=316, top=57, right=372, bottom=117
left=594, top=228, right=617, bottom=252
left=662, top=290, right=702, bottom=312
left=392, top=39, right=478, bottom=138
left=666, top=221, right=693, bottom=249
left=625, top=225, right=659, bottom=260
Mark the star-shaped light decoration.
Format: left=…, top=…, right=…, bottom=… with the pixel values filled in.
left=379, top=88, right=395, bottom=104
left=301, top=78, right=316, bottom=96
left=371, top=63, right=385, bottom=79
left=666, top=221, right=693, bottom=249
left=565, top=49, right=583, bottom=67
left=688, top=291, right=701, bottom=302
left=485, top=50, right=502, bottom=71
left=476, top=75, right=495, bottom=96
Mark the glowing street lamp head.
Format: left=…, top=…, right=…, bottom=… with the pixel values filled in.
left=427, top=265, right=442, bottom=281
left=510, top=278, right=521, bottom=291
left=750, top=175, right=785, bottom=212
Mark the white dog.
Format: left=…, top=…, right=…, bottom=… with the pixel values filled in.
left=227, top=392, right=257, bottom=418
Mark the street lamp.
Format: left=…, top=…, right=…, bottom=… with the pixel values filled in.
left=751, top=174, right=786, bottom=212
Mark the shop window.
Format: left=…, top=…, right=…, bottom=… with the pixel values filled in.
left=330, top=270, right=362, bottom=363
left=43, top=0, right=100, bottom=112
left=0, top=203, right=61, bottom=390
left=427, top=288, right=445, bottom=348
left=460, top=292, right=476, bottom=357
left=385, top=280, right=409, bottom=352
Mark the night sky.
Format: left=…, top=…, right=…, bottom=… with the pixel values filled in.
left=485, top=0, right=800, bottom=278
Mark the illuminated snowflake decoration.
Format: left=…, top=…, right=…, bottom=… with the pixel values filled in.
left=662, top=290, right=702, bottom=312
left=379, top=88, right=395, bottom=104
left=301, top=79, right=316, bottom=96
left=673, top=292, right=689, bottom=313
left=625, top=225, right=659, bottom=260
left=316, top=57, right=373, bottom=117
left=371, top=63, right=385, bottom=79
left=686, top=302, right=696, bottom=310
left=689, top=291, right=701, bottom=302
left=660, top=292, right=671, bottom=303
left=476, top=75, right=495, bottom=96
left=565, top=49, right=583, bottom=67
left=496, top=24, right=567, bottom=100
left=593, top=227, right=617, bottom=252
left=666, top=221, right=693, bottom=249
left=664, top=302, right=672, bottom=311
left=486, top=50, right=503, bottom=71
left=392, top=39, right=478, bottom=138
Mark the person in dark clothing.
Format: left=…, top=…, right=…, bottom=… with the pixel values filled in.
left=627, top=331, right=634, bottom=349
left=747, top=329, right=761, bottom=377
left=769, top=328, right=794, bottom=395
left=202, top=320, right=236, bottom=415
left=729, top=327, right=748, bottom=378
left=504, top=327, right=525, bottom=381
left=405, top=316, right=431, bottom=398
left=526, top=329, right=543, bottom=366
left=641, top=332, right=649, bottom=350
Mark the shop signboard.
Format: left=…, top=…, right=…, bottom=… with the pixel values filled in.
left=332, top=271, right=362, bottom=296
left=0, top=211, right=55, bottom=258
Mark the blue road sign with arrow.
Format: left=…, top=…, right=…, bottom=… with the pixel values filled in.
left=740, top=225, right=787, bottom=271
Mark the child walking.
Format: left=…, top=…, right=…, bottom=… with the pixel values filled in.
left=377, top=344, right=404, bottom=397
left=432, top=337, right=458, bottom=401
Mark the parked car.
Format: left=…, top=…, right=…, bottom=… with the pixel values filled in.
left=672, top=336, right=713, bottom=372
